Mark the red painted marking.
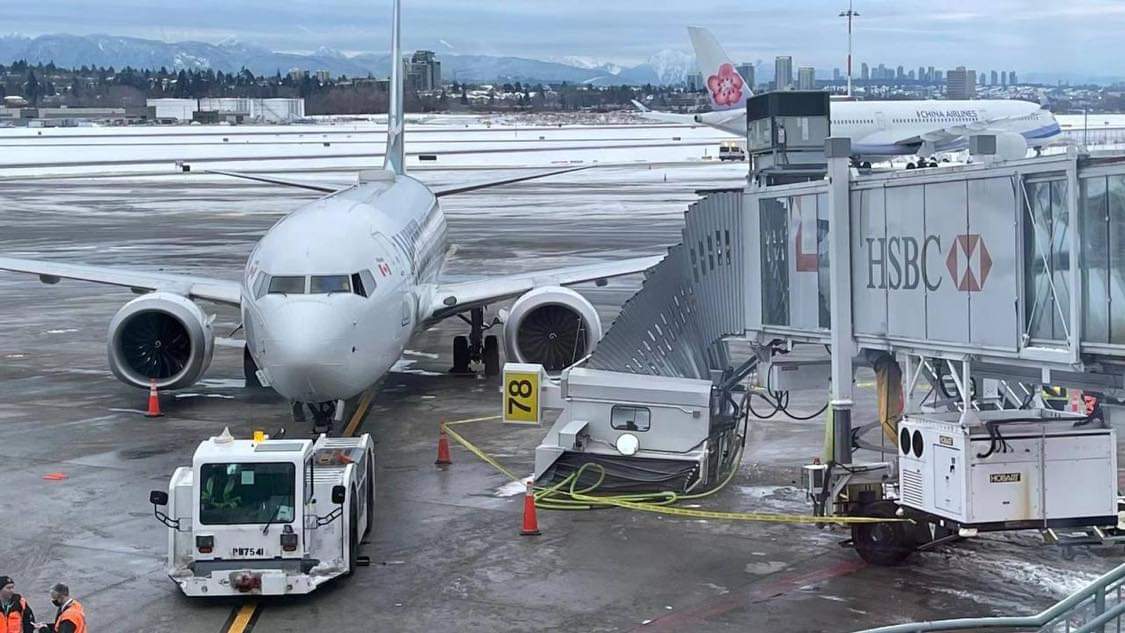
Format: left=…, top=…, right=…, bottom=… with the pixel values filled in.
left=794, top=222, right=819, bottom=272
left=42, top=472, right=68, bottom=481
left=634, top=558, right=867, bottom=632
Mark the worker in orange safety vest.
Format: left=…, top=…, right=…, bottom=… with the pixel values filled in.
left=0, top=576, right=36, bottom=633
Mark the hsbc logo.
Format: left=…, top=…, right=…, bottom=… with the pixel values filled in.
left=945, top=234, right=992, bottom=292
left=864, top=233, right=992, bottom=292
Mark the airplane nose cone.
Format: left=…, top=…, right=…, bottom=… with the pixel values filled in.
left=260, top=300, right=360, bottom=402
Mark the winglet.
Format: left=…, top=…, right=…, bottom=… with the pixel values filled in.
left=383, top=0, right=406, bottom=175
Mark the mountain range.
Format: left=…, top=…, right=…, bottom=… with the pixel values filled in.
left=0, top=33, right=696, bottom=86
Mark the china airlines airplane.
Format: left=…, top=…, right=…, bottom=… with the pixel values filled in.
left=0, top=0, right=661, bottom=429
left=635, top=27, right=1062, bottom=165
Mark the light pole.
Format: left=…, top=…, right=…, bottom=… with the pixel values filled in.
left=839, top=1, right=860, bottom=97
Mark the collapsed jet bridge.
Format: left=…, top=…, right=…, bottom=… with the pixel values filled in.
left=524, top=138, right=1125, bottom=561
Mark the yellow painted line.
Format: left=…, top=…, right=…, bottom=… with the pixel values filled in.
left=225, top=601, right=259, bottom=633
left=342, top=387, right=377, bottom=438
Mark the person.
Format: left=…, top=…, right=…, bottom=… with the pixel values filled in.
left=32, top=585, right=84, bottom=633
left=0, top=576, right=36, bottom=633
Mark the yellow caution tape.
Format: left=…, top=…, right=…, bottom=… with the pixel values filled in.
left=440, top=417, right=906, bottom=525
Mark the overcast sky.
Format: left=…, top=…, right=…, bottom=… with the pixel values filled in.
left=6, top=1, right=1123, bottom=77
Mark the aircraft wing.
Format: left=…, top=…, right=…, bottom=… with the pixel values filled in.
left=0, top=257, right=242, bottom=306
left=203, top=170, right=340, bottom=194
left=426, top=255, right=664, bottom=320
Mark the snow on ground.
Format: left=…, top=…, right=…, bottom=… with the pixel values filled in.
left=0, top=113, right=737, bottom=179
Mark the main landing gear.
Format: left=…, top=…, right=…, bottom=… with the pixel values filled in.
left=450, top=307, right=501, bottom=376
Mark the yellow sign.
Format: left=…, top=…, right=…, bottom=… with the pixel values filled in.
left=503, top=368, right=540, bottom=424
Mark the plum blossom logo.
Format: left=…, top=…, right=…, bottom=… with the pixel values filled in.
left=707, top=63, right=744, bottom=107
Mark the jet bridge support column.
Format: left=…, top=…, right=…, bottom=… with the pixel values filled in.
left=826, top=138, right=856, bottom=465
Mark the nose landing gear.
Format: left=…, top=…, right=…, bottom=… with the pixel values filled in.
left=450, top=307, right=501, bottom=376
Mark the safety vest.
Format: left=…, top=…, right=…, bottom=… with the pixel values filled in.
left=56, top=600, right=86, bottom=633
left=2, top=596, right=28, bottom=633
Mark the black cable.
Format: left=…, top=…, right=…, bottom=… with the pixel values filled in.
left=747, top=392, right=781, bottom=419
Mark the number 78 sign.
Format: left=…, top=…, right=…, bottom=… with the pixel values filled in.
left=502, top=363, right=545, bottom=424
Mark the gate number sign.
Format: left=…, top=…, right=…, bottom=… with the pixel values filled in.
left=503, top=364, right=541, bottom=424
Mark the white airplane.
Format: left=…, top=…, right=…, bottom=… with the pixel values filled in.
left=634, top=27, right=1063, bottom=165
left=0, top=0, right=661, bottom=429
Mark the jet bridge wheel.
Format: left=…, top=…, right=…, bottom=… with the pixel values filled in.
left=852, top=500, right=915, bottom=566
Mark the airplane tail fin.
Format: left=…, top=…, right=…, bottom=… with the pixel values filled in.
left=383, top=0, right=405, bottom=174
left=687, top=26, right=749, bottom=112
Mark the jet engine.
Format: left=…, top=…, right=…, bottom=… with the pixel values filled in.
left=996, top=132, right=1029, bottom=161
left=502, top=286, right=602, bottom=372
left=107, top=292, right=215, bottom=389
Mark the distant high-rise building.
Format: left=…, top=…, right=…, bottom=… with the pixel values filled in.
left=935, top=69, right=943, bottom=82
left=798, top=66, right=816, bottom=90
left=896, top=65, right=905, bottom=80
left=833, top=67, right=841, bottom=81
left=990, top=70, right=999, bottom=86
left=978, top=72, right=986, bottom=85
left=918, top=66, right=925, bottom=81
left=861, top=62, right=869, bottom=80
left=908, top=69, right=916, bottom=80
left=406, top=50, right=442, bottom=91
left=947, top=66, right=977, bottom=99
left=288, top=68, right=308, bottom=81
left=686, top=72, right=704, bottom=92
left=1009, top=70, right=1017, bottom=85
left=736, top=63, right=755, bottom=90
left=876, top=63, right=887, bottom=80
left=775, top=56, right=793, bottom=91
left=315, top=70, right=331, bottom=83
left=928, top=66, right=935, bottom=83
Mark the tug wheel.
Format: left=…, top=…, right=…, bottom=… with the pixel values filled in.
left=852, top=500, right=915, bottom=566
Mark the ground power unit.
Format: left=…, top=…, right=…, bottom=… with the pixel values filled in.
left=897, top=409, right=1118, bottom=530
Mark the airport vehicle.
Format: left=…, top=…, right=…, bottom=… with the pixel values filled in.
left=0, top=0, right=661, bottom=428
left=718, top=141, right=746, bottom=161
left=148, top=428, right=374, bottom=596
left=634, top=27, right=1062, bottom=164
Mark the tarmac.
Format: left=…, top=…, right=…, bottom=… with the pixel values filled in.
left=0, top=165, right=1117, bottom=633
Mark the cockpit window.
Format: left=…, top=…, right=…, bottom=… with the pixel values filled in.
left=253, top=273, right=270, bottom=300
left=310, top=275, right=350, bottom=294
left=353, top=270, right=377, bottom=298
left=268, top=276, right=307, bottom=295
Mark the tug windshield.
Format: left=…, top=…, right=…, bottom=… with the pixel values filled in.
left=199, top=462, right=296, bottom=525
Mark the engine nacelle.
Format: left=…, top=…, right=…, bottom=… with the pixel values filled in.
left=503, top=286, right=602, bottom=372
left=107, top=292, right=215, bottom=389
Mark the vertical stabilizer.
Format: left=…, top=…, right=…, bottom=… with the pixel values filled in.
left=383, top=0, right=405, bottom=174
left=687, top=26, right=749, bottom=112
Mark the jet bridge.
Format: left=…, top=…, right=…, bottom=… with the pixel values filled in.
left=528, top=138, right=1125, bottom=558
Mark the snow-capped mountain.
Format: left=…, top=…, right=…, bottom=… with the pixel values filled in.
left=0, top=33, right=697, bottom=85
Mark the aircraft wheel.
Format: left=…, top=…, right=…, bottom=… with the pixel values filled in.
left=244, top=347, right=264, bottom=389
left=451, top=336, right=470, bottom=374
left=861, top=161, right=872, bottom=169
left=906, top=162, right=916, bottom=170
left=483, top=335, right=500, bottom=376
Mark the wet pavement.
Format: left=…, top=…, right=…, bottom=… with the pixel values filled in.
left=0, top=164, right=1117, bottom=632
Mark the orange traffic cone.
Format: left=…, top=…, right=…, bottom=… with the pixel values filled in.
left=145, top=380, right=163, bottom=418
left=435, top=428, right=452, bottom=466
left=519, top=481, right=541, bottom=536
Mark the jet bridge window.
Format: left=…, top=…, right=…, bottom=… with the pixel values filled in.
left=310, top=275, right=351, bottom=294
left=268, top=275, right=307, bottom=295
left=610, top=405, right=651, bottom=432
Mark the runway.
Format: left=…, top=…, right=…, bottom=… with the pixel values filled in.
left=0, top=120, right=1115, bottom=632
